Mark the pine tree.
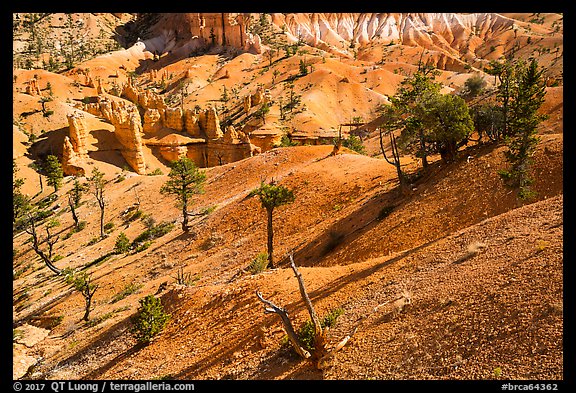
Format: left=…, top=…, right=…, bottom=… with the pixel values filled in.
left=132, top=295, right=171, bottom=344
left=44, top=155, right=63, bottom=192
left=390, top=61, right=442, bottom=169
left=484, top=58, right=515, bottom=139
left=114, top=232, right=131, bottom=254
left=13, top=159, right=31, bottom=226
left=378, top=104, right=408, bottom=192
left=160, top=157, right=206, bottom=232
left=68, top=177, right=84, bottom=230
left=422, top=93, right=474, bottom=163
left=250, top=180, right=295, bottom=268
left=500, top=58, right=548, bottom=200
left=68, top=272, right=98, bottom=321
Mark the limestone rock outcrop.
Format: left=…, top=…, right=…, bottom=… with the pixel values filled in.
left=109, top=106, right=147, bottom=175
left=25, top=78, right=41, bottom=96
left=243, top=95, right=252, bottom=113
left=143, top=108, right=163, bottom=134
left=200, top=106, right=224, bottom=139
left=160, top=145, right=188, bottom=162
left=272, top=13, right=516, bottom=63
left=67, top=112, right=89, bottom=159
left=62, top=112, right=90, bottom=176
left=75, top=87, right=260, bottom=172
left=164, top=107, right=184, bottom=131
left=122, top=78, right=166, bottom=111
left=251, top=87, right=264, bottom=106
left=184, top=109, right=201, bottom=137
left=62, top=136, right=87, bottom=176
left=96, top=79, right=107, bottom=95
left=149, top=13, right=255, bottom=52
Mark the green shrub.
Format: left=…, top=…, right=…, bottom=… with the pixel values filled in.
left=172, top=268, right=200, bottom=286
left=104, top=222, right=115, bottom=233
left=201, top=205, right=217, bottom=215
left=114, top=232, right=131, bottom=254
left=127, top=209, right=143, bottom=222
left=134, top=241, right=152, bottom=253
left=132, top=222, right=174, bottom=246
left=247, top=252, right=269, bottom=275
left=277, top=134, right=298, bottom=147
left=61, top=267, right=76, bottom=284
left=87, top=252, right=114, bottom=268
left=342, top=135, right=366, bottom=155
left=132, top=295, right=171, bottom=344
left=296, top=307, right=345, bottom=352
left=13, top=329, right=23, bottom=342
left=85, top=311, right=115, bottom=328
left=322, top=307, right=344, bottom=328
left=86, top=237, right=100, bottom=246
left=110, top=282, right=143, bottom=303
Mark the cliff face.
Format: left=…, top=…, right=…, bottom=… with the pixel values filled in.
left=142, top=13, right=261, bottom=53
left=272, top=13, right=516, bottom=60
left=138, top=12, right=517, bottom=68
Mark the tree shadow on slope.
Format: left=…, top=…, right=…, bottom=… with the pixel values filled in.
left=279, top=141, right=507, bottom=269
left=170, top=313, right=321, bottom=380
left=49, top=315, right=142, bottom=380
left=276, top=181, right=402, bottom=268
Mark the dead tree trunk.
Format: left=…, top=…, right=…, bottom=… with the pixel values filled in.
left=82, top=279, right=98, bottom=321
left=68, top=194, right=80, bottom=230
left=255, top=291, right=312, bottom=360
left=289, top=253, right=329, bottom=364
left=25, top=214, right=61, bottom=275
left=256, top=252, right=353, bottom=369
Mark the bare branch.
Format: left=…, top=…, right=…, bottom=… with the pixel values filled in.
left=255, top=290, right=311, bottom=359
left=288, top=252, right=323, bottom=337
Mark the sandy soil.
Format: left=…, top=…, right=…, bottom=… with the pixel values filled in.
left=12, top=12, right=564, bottom=383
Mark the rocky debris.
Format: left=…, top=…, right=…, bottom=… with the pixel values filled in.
left=13, top=324, right=51, bottom=380
left=14, top=324, right=50, bottom=348
left=13, top=344, right=38, bottom=380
